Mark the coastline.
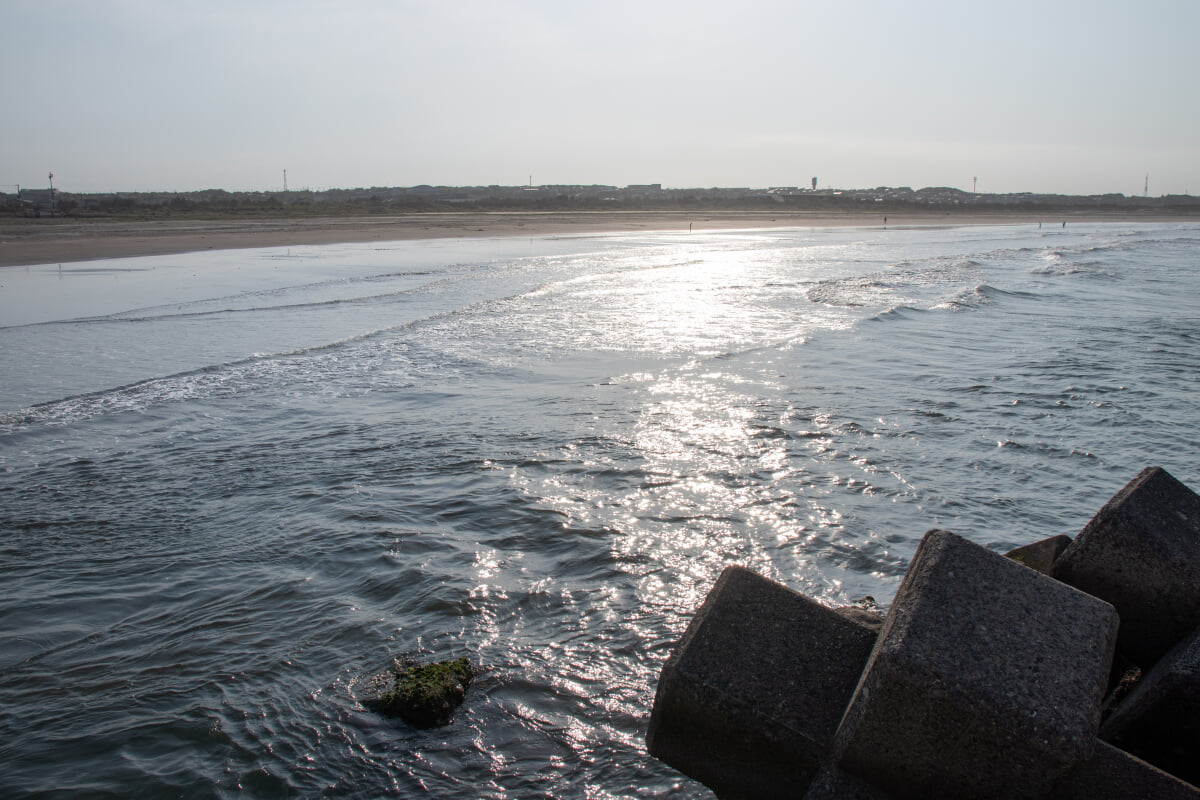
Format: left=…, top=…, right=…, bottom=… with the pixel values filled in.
left=0, top=209, right=1192, bottom=268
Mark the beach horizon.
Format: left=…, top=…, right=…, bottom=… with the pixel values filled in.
left=2, top=208, right=1193, bottom=268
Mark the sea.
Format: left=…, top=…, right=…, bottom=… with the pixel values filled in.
left=1, top=221, right=1197, bottom=798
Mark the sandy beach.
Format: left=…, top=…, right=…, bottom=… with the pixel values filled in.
left=0, top=209, right=1190, bottom=268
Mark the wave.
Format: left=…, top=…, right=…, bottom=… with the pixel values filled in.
left=1030, top=231, right=1200, bottom=261
left=806, top=255, right=984, bottom=309
left=857, top=280, right=1043, bottom=323
left=933, top=286, right=994, bottom=311
left=706, top=332, right=810, bottom=363
left=525, top=257, right=708, bottom=293
left=934, top=284, right=1039, bottom=310
left=1026, top=260, right=1101, bottom=276
left=0, top=269, right=578, bottom=432
left=866, top=304, right=928, bottom=322
left=0, top=268, right=472, bottom=331
left=0, top=315, right=448, bottom=434
left=0, top=355, right=319, bottom=434
left=947, top=226, right=1200, bottom=273
left=85, top=287, right=440, bottom=324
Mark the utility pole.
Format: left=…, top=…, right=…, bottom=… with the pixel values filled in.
left=973, top=176, right=977, bottom=195
left=48, top=172, right=55, bottom=216
left=1144, top=173, right=1149, bottom=198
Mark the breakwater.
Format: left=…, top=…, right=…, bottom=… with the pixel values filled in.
left=648, top=467, right=1200, bottom=798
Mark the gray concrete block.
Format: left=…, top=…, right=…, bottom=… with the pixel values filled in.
left=834, top=529, right=1119, bottom=799
left=1004, top=534, right=1072, bottom=576
left=1050, top=740, right=1200, bottom=800
left=1054, top=466, right=1200, bottom=667
left=1101, top=623, right=1200, bottom=786
left=646, top=565, right=878, bottom=800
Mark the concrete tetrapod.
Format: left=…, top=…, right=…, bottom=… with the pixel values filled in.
left=1005, top=534, right=1073, bottom=577
left=834, top=529, right=1119, bottom=800
left=1055, top=466, right=1200, bottom=668
left=1050, top=740, right=1200, bottom=799
left=646, top=566, right=878, bottom=800
left=1101, top=622, right=1200, bottom=786
left=647, top=469, right=1200, bottom=796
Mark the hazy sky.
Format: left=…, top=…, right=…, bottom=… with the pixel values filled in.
left=4, top=0, right=1198, bottom=195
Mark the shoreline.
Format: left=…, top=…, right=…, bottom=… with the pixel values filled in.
left=0, top=209, right=1193, bottom=268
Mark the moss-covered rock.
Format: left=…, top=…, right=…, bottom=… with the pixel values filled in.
left=368, top=657, right=474, bottom=728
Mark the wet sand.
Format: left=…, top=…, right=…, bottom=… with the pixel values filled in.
left=0, top=209, right=1187, bottom=268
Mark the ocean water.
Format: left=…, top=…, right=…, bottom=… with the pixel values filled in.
left=1, top=222, right=1197, bottom=797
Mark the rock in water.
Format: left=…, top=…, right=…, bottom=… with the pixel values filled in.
left=370, top=657, right=473, bottom=727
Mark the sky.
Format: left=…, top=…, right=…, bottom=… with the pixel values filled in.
left=3, top=0, right=1198, bottom=196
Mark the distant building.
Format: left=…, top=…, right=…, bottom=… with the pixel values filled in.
left=16, top=188, right=53, bottom=206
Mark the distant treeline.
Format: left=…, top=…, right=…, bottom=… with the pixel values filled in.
left=5, top=184, right=1199, bottom=219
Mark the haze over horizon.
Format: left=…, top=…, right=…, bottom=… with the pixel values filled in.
left=4, top=0, right=1197, bottom=198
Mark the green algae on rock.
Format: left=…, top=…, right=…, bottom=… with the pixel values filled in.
left=369, top=658, right=474, bottom=728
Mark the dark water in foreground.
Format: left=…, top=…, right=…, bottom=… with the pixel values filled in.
left=1, top=224, right=1197, bottom=797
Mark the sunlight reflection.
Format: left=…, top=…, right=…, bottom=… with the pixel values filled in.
left=614, top=367, right=851, bottom=603
left=551, top=241, right=842, bottom=359
left=494, top=237, right=914, bottom=769
left=611, top=252, right=763, bottom=356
